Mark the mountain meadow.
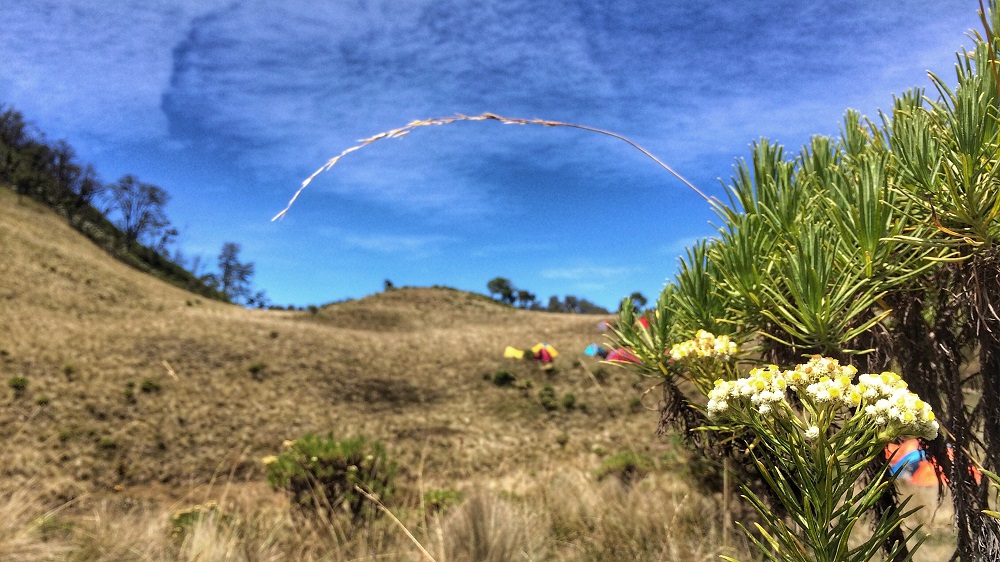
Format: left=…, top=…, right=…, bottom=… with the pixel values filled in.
left=12, top=4, right=1000, bottom=559
left=0, top=184, right=781, bottom=561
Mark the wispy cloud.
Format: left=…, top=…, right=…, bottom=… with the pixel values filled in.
left=0, top=0, right=983, bottom=309
left=341, top=232, right=453, bottom=257
left=541, top=265, right=634, bottom=280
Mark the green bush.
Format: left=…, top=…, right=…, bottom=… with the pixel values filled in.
left=8, top=375, right=27, bottom=396
left=265, top=433, right=397, bottom=523
left=491, top=369, right=517, bottom=387
left=247, top=361, right=267, bottom=379
left=538, top=385, right=558, bottom=411
left=139, top=379, right=161, bottom=393
left=595, top=451, right=654, bottom=486
left=561, top=393, right=576, bottom=410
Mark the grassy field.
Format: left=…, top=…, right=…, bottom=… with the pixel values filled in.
left=0, top=187, right=957, bottom=560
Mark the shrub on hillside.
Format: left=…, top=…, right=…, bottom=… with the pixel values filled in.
left=561, top=393, right=576, bottom=410
left=538, top=385, right=558, bottom=411
left=491, top=369, right=517, bottom=387
left=595, top=451, right=654, bottom=486
left=7, top=375, right=27, bottom=397
left=265, top=433, right=396, bottom=523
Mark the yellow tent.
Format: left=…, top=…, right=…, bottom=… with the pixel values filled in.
left=503, top=346, right=525, bottom=359
left=531, top=342, right=558, bottom=359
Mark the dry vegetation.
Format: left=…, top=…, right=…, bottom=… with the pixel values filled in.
left=0, top=187, right=960, bottom=560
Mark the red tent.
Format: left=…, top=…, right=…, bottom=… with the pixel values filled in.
left=606, top=348, right=639, bottom=363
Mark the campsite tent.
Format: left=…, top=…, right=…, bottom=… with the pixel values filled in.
left=885, top=439, right=982, bottom=486
left=531, top=343, right=558, bottom=363
left=503, top=346, right=525, bottom=360
left=584, top=343, right=609, bottom=358
left=606, top=348, right=639, bottom=363
left=887, top=440, right=928, bottom=481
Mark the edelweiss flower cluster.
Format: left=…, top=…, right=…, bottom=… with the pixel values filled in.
left=788, top=356, right=861, bottom=407
left=707, top=364, right=787, bottom=417
left=706, top=356, right=939, bottom=440
left=670, top=330, right=739, bottom=361
left=857, top=371, right=939, bottom=439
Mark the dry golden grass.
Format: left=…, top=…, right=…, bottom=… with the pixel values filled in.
left=0, top=186, right=957, bottom=560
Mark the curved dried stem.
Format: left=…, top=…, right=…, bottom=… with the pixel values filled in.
left=272, top=113, right=709, bottom=221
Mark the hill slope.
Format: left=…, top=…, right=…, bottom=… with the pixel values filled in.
left=1, top=188, right=649, bottom=504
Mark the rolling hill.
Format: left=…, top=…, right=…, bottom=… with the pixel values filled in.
left=0, top=184, right=653, bottom=500
left=1, top=185, right=959, bottom=561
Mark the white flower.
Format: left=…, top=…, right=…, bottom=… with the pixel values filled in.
left=805, top=426, right=820, bottom=440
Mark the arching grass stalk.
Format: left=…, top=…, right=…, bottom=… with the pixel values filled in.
left=272, top=113, right=710, bottom=221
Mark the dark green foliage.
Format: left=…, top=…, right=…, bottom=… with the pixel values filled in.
left=486, top=276, right=515, bottom=304
left=266, top=433, right=397, bottom=523
left=139, top=379, right=162, bottom=393
left=538, top=385, right=558, bottom=411
left=595, top=451, right=654, bottom=485
left=547, top=294, right=610, bottom=314
left=247, top=361, right=267, bottom=378
left=8, top=375, right=27, bottom=395
left=491, top=369, right=516, bottom=387
left=561, top=393, right=576, bottom=410
left=555, top=433, right=570, bottom=448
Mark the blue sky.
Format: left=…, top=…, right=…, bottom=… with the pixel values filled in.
left=0, top=1, right=983, bottom=309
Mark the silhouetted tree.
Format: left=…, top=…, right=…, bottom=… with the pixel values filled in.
left=66, top=163, right=102, bottom=225
left=516, top=289, right=536, bottom=309
left=106, top=174, right=170, bottom=247
left=217, top=242, right=255, bottom=304
left=0, top=105, right=32, bottom=184
left=487, top=277, right=515, bottom=304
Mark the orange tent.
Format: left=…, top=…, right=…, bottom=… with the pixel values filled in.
left=885, top=439, right=981, bottom=486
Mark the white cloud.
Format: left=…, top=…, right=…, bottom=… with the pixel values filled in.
left=541, top=265, right=633, bottom=280
left=342, top=233, right=453, bottom=256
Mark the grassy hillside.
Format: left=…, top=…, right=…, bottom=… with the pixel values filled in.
left=1, top=189, right=764, bottom=560
left=1, top=189, right=961, bottom=561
